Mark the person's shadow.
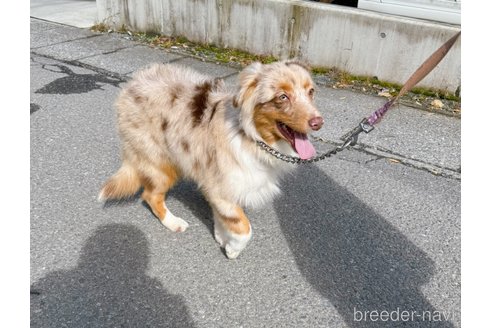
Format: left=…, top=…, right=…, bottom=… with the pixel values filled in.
left=275, top=165, right=456, bottom=327
left=30, top=224, right=195, bottom=328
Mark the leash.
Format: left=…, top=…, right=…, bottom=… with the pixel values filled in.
left=257, top=31, right=461, bottom=164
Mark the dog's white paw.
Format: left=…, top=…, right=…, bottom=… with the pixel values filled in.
left=161, top=210, right=189, bottom=233
left=225, top=245, right=241, bottom=259
left=214, top=223, right=252, bottom=259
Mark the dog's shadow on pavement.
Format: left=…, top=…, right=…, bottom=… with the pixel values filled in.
left=274, top=165, right=454, bottom=328
left=30, top=224, right=196, bottom=328
left=168, top=181, right=215, bottom=235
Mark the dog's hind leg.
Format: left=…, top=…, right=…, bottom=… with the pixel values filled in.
left=209, top=200, right=252, bottom=259
left=140, top=163, right=189, bottom=232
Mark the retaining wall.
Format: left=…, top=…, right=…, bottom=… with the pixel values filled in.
left=96, top=0, right=461, bottom=92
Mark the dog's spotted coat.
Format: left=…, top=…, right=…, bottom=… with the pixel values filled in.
left=99, top=60, right=324, bottom=259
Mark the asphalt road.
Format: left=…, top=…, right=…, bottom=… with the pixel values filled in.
left=30, top=18, right=460, bottom=327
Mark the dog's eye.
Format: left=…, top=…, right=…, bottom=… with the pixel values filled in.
left=279, top=94, right=289, bottom=101
left=308, top=88, right=315, bottom=97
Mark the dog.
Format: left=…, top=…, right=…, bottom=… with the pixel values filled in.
left=98, top=60, right=324, bottom=259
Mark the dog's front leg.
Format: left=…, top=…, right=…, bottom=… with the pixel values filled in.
left=209, top=199, right=252, bottom=259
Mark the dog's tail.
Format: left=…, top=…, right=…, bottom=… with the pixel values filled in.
left=98, top=163, right=141, bottom=202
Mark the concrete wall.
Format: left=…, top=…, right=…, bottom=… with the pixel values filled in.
left=96, top=0, right=461, bottom=92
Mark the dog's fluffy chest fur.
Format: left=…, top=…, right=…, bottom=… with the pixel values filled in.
left=221, top=128, right=291, bottom=207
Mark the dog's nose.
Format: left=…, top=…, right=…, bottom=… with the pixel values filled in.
left=308, top=116, right=324, bottom=131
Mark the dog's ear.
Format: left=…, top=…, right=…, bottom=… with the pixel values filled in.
left=283, top=59, right=311, bottom=72
left=233, top=62, right=263, bottom=108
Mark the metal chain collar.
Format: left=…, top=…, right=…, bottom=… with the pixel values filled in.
left=256, top=118, right=373, bottom=164
left=256, top=140, right=343, bottom=164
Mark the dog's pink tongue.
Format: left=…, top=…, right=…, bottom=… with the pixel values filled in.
left=293, top=132, right=316, bottom=160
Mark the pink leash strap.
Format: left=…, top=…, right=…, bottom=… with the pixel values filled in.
left=343, top=31, right=461, bottom=148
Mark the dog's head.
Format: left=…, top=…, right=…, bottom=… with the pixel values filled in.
left=234, top=60, right=324, bottom=160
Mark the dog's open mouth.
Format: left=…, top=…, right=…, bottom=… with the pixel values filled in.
left=276, top=122, right=316, bottom=160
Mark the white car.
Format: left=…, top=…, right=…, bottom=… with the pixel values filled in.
left=358, top=0, right=461, bottom=25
